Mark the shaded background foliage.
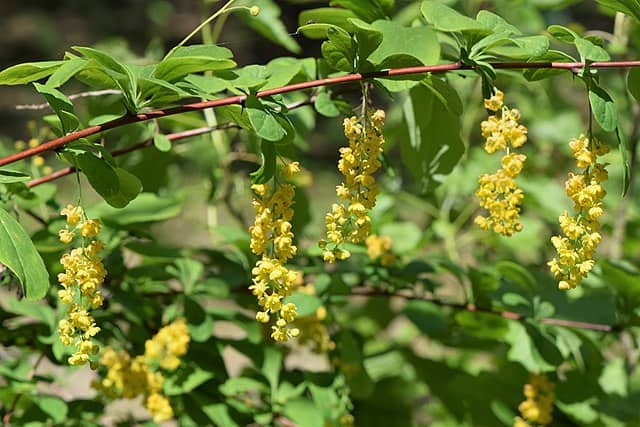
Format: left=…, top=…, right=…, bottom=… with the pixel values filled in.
left=1, top=1, right=640, bottom=427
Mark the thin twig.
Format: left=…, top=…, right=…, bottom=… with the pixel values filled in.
left=25, top=90, right=336, bottom=189
left=26, top=124, right=239, bottom=188
left=4, top=60, right=640, bottom=168
left=349, top=287, right=619, bottom=332
left=14, top=89, right=122, bottom=111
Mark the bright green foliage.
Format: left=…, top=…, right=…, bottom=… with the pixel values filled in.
left=1, top=1, right=640, bottom=426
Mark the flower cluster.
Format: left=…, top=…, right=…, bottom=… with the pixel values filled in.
left=294, top=282, right=335, bottom=353
left=475, top=90, right=528, bottom=236
left=320, top=109, right=386, bottom=262
left=548, top=134, right=609, bottom=290
left=57, top=204, right=106, bottom=366
left=365, top=234, right=395, bottom=266
left=514, top=374, right=554, bottom=427
left=249, top=163, right=301, bottom=342
left=93, top=319, right=190, bottom=423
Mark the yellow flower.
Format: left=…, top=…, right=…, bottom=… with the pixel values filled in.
left=322, top=109, right=386, bottom=262
left=515, top=374, right=554, bottom=426
left=484, top=89, right=504, bottom=111
left=32, top=156, right=45, bottom=167
left=144, top=318, right=190, bottom=371
left=81, top=219, right=101, bottom=237
left=58, top=228, right=75, bottom=244
left=249, top=164, right=301, bottom=341
left=57, top=205, right=106, bottom=366
left=61, top=204, right=83, bottom=226
left=548, top=135, right=608, bottom=290
left=476, top=90, right=527, bottom=236
left=365, top=234, right=395, bottom=266
left=147, top=393, right=174, bottom=422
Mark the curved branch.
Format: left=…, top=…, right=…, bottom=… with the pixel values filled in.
left=350, top=287, right=620, bottom=333
left=3, top=60, right=640, bottom=168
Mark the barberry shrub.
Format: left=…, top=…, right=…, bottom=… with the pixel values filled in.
left=1, top=1, right=640, bottom=426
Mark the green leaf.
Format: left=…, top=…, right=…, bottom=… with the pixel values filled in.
left=153, top=133, right=172, bottom=152
left=399, top=83, right=465, bottom=193
left=321, top=26, right=356, bottom=72
left=0, top=60, right=64, bottom=85
left=33, top=83, right=79, bottom=134
left=616, top=124, right=631, bottom=195
left=368, top=21, right=440, bottom=67
left=505, top=322, right=554, bottom=372
left=88, top=192, right=183, bottom=225
left=298, top=7, right=357, bottom=35
left=220, top=377, right=268, bottom=396
left=282, top=399, right=324, bottom=427
left=35, top=395, right=68, bottom=423
left=487, top=35, right=549, bottom=59
left=589, top=83, right=618, bottom=132
left=338, top=331, right=374, bottom=398
left=263, top=57, right=304, bottom=90
left=246, top=96, right=286, bottom=142
left=262, top=346, right=282, bottom=396
left=547, top=25, right=610, bottom=62
left=314, top=92, right=341, bottom=117
left=628, top=68, right=640, bottom=101
left=73, top=46, right=130, bottom=75
left=155, top=47, right=236, bottom=82
left=599, top=358, right=628, bottom=396
left=421, top=1, right=488, bottom=33
left=103, top=168, right=142, bottom=208
left=0, top=169, right=31, bottom=184
left=421, top=77, right=463, bottom=115
left=349, top=19, right=383, bottom=70
left=46, top=58, right=87, bottom=88
left=167, top=259, right=203, bottom=295
left=475, top=10, right=520, bottom=34
left=595, top=0, right=640, bottom=21
left=0, top=207, right=50, bottom=300
left=331, top=0, right=390, bottom=22
left=76, top=152, right=119, bottom=196
left=379, top=221, right=422, bottom=253
left=284, top=292, right=322, bottom=318
left=237, top=0, right=301, bottom=53
left=184, top=297, right=214, bottom=342
left=164, top=364, right=214, bottom=396
left=454, top=311, right=510, bottom=340
left=250, top=140, right=277, bottom=184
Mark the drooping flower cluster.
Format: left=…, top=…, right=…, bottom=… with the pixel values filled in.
left=365, top=234, right=396, bottom=266
left=475, top=90, right=528, bottom=236
left=514, top=374, right=554, bottom=427
left=93, top=319, right=190, bottom=423
left=320, top=109, right=386, bottom=262
left=548, top=134, right=609, bottom=290
left=57, top=204, right=106, bottom=366
left=249, top=163, right=301, bottom=342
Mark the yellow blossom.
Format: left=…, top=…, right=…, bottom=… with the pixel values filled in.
left=322, top=109, right=386, bottom=262
left=548, top=134, right=608, bottom=290
left=249, top=163, right=301, bottom=341
left=144, top=318, right=190, bottom=371
left=476, top=90, right=528, bottom=236
left=365, top=234, right=395, bottom=266
left=93, top=318, right=190, bottom=423
left=57, top=205, right=106, bottom=366
left=514, top=374, right=554, bottom=427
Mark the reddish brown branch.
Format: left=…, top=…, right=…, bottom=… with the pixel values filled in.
left=3, top=60, right=640, bottom=168
left=350, top=287, right=618, bottom=332
left=26, top=124, right=239, bottom=187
